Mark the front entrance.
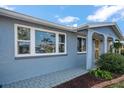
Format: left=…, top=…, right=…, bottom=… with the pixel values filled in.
left=94, top=39, right=100, bottom=61
left=92, top=32, right=105, bottom=68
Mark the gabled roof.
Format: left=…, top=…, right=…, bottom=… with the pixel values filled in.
left=0, top=8, right=123, bottom=40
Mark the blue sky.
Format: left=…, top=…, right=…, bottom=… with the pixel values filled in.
left=1, top=5, right=124, bottom=35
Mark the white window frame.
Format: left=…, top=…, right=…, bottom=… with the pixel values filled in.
left=77, top=36, right=87, bottom=54
left=58, top=33, right=66, bottom=53
left=15, top=24, right=67, bottom=57
left=15, top=24, right=32, bottom=57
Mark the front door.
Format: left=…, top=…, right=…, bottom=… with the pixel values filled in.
left=95, top=39, right=100, bottom=61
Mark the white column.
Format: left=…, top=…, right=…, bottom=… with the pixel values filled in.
left=104, top=35, right=108, bottom=53
left=86, top=31, right=93, bottom=70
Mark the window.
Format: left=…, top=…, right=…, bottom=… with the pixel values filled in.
left=59, top=34, right=65, bottom=53
left=77, top=36, right=86, bottom=53
left=35, top=30, right=56, bottom=53
left=17, top=26, right=31, bottom=54
left=15, top=24, right=66, bottom=57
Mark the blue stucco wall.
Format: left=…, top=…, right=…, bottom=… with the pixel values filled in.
left=0, top=16, right=86, bottom=84
left=92, top=27, right=118, bottom=39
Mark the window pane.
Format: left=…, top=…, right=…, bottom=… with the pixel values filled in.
left=59, top=34, right=65, bottom=43
left=18, top=42, right=30, bottom=54
left=18, top=26, right=30, bottom=40
left=59, top=44, right=65, bottom=53
left=77, top=38, right=82, bottom=52
left=77, top=37, right=86, bottom=52
left=35, top=31, right=56, bottom=53
left=82, top=38, right=86, bottom=51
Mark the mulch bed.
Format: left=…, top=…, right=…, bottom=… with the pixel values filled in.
left=54, top=73, right=120, bottom=88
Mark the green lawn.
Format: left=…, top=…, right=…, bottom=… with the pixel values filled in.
left=107, top=81, right=124, bottom=88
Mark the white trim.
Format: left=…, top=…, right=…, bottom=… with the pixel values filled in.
left=77, top=35, right=86, bottom=38
left=17, top=40, right=30, bottom=42
left=65, top=33, right=67, bottom=54
left=15, top=24, right=32, bottom=29
left=77, top=52, right=87, bottom=54
left=77, top=35, right=87, bottom=53
left=15, top=24, right=32, bottom=57
left=34, top=27, right=60, bottom=34
left=16, top=53, right=67, bottom=58
left=14, top=24, right=67, bottom=57
left=14, top=24, right=18, bottom=57
left=31, top=28, right=35, bottom=56
left=56, top=33, right=59, bottom=53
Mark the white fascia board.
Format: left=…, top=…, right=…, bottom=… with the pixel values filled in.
left=77, top=22, right=115, bottom=31
left=0, top=8, right=76, bottom=32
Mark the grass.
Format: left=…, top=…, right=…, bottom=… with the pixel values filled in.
left=107, top=80, right=124, bottom=88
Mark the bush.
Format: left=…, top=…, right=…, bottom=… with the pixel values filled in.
left=97, top=53, right=124, bottom=74
left=121, top=50, right=124, bottom=56
left=90, top=68, right=112, bottom=80
left=113, top=40, right=122, bottom=49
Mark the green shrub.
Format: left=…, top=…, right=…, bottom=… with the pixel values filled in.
left=121, top=50, right=124, bottom=56
left=90, top=68, right=112, bottom=80
left=113, top=40, right=122, bottom=49
left=97, top=53, right=124, bottom=74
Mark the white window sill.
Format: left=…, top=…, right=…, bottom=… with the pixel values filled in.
left=15, top=53, right=67, bottom=58
left=77, top=52, right=87, bottom=54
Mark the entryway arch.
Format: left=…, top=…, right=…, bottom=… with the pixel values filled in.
left=86, top=30, right=109, bottom=69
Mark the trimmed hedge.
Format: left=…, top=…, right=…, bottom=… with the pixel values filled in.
left=97, top=53, right=124, bottom=74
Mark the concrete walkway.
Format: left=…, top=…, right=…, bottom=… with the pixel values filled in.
left=3, top=67, right=87, bottom=88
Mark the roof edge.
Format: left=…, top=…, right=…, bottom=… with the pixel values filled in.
left=0, top=8, right=123, bottom=40
left=0, top=8, right=76, bottom=32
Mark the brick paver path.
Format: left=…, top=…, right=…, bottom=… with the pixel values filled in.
left=3, top=67, right=87, bottom=88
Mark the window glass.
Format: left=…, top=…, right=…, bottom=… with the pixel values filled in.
left=59, top=34, right=65, bottom=43
left=18, top=26, right=30, bottom=40
left=17, top=26, right=31, bottom=54
left=77, top=37, right=82, bottom=52
left=35, top=30, right=56, bottom=53
left=18, top=42, right=30, bottom=54
left=59, top=34, right=65, bottom=53
left=77, top=37, right=86, bottom=52
left=82, top=38, right=86, bottom=51
left=59, top=44, right=65, bottom=52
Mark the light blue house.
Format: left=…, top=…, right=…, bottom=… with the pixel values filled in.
left=0, top=8, right=123, bottom=86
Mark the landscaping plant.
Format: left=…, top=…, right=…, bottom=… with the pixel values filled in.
left=90, top=68, right=112, bottom=80
left=121, top=50, right=124, bottom=56
left=97, top=53, right=124, bottom=74
left=112, top=39, right=122, bottom=54
left=113, top=40, right=122, bottom=50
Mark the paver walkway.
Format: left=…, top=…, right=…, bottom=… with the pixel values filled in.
left=2, top=67, right=87, bottom=88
